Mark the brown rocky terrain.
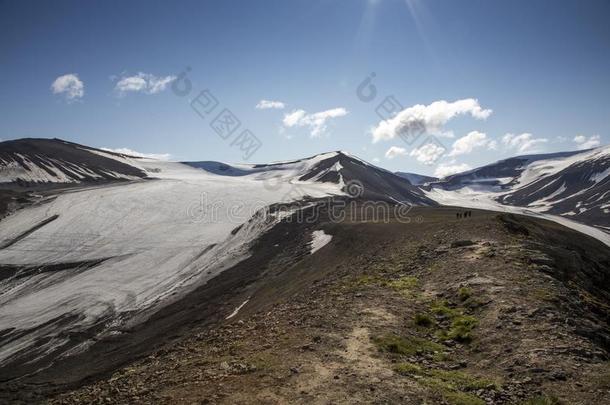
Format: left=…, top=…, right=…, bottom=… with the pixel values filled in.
left=33, top=205, right=610, bottom=405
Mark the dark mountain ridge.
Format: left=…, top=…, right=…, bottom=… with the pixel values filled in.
left=0, top=138, right=147, bottom=186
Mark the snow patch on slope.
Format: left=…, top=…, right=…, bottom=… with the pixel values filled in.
left=309, top=230, right=332, bottom=254
left=591, top=167, right=610, bottom=183
left=527, top=183, right=567, bottom=209
left=226, top=300, right=249, bottom=319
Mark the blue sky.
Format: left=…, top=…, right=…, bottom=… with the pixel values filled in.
left=1, top=0, right=609, bottom=176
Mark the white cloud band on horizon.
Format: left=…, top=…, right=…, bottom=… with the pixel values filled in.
left=102, top=147, right=171, bottom=161
left=51, top=74, right=84, bottom=101
left=434, top=162, right=472, bottom=178
left=573, top=134, right=601, bottom=150
left=384, top=146, right=408, bottom=159
left=371, top=98, right=492, bottom=143
left=256, top=99, right=285, bottom=109
left=114, top=73, right=176, bottom=96
left=502, top=133, right=548, bottom=153
left=282, top=107, right=348, bottom=137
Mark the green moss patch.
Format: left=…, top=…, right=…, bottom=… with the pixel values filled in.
left=373, top=334, right=444, bottom=356
left=414, top=313, right=434, bottom=327
left=442, top=391, right=486, bottom=405
left=393, top=362, right=498, bottom=405
left=444, top=315, right=478, bottom=343
left=394, top=362, right=423, bottom=375
left=387, top=275, right=418, bottom=290
left=458, top=287, right=473, bottom=301
left=352, top=274, right=382, bottom=286
left=430, top=300, right=479, bottom=343
left=427, top=369, right=497, bottom=390
left=349, top=274, right=419, bottom=298
left=431, top=300, right=461, bottom=318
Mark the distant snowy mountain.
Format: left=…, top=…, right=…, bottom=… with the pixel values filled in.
left=429, top=150, right=585, bottom=191
left=0, top=138, right=147, bottom=185
left=0, top=140, right=434, bottom=206
left=425, top=146, right=610, bottom=229
left=186, top=151, right=435, bottom=205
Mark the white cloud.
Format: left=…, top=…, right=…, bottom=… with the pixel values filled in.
left=574, top=135, right=586, bottom=143
left=256, top=99, right=285, bottom=109
left=372, top=157, right=380, bottom=163
left=114, top=72, right=176, bottom=96
left=573, top=134, right=601, bottom=150
left=409, top=142, right=447, bottom=165
left=434, top=162, right=471, bottom=178
left=384, top=146, right=408, bottom=159
left=371, top=98, right=492, bottom=143
left=51, top=73, right=84, bottom=101
left=283, top=110, right=306, bottom=127
left=102, top=147, right=171, bottom=161
left=448, top=131, right=493, bottom=157
left=282, top=107, right=348, bottom=137
left=502, top=133, right=548, bottom=153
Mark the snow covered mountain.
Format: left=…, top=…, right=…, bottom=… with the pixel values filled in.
left=0, top=139, right=438, bottom=382
left=425, top=146, right=610, bottom=230
left=0, top=139, right=434, bottom=206
left=428, top=150, right=585, bottom=191
left=186, top=151, right=435, bottom=205
left=0, top=138, right=148, bottom=185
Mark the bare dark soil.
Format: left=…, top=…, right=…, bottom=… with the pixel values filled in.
left=2, top=205, right=610, bottom=404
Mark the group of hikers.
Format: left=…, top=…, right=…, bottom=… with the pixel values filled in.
left=456, top=211, right=473, bottom=219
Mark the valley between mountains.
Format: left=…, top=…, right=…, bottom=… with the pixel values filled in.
left=0, top=139, right=609, bottom=404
